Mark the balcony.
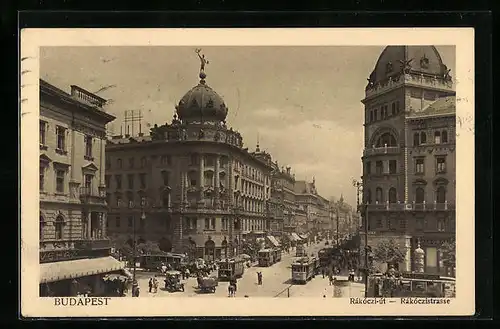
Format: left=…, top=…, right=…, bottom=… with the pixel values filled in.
left=365, top=73, right=454, bottom=99
left=74, top=238, right=112, bottom=250
left=363, top=146, right=400, bottom=157
left=79, top=187, right=106, bottom=205
left=39, top=238, right=111, bottom=263
left=362, top=202, right=455, bottom=212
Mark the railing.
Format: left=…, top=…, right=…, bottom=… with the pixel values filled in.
left=365, top=73, right=454, bottom=98
left=79, top=186, right=106, bottom=198
left=363, top=146, right=400, bottom=157
left=74, top=238, right=111, bottom=250
left=71, top=85, right=106, bottom=108
left=364, top=202, right=455, bottom=211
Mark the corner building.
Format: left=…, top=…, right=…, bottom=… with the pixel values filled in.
left=360, top=46, right=456, bottom=275
left=39, top=80, right=123, bottom=296
left=105, top=71, right=273, bottom=260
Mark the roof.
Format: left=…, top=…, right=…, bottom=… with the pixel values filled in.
left=294, top=180, right=317, bottom=195
left=266, top=235, right=281, bottom=247
left=40, top=256, right=124, bottom=283
left=177, top=79, right=228, bottom=123
left=370, top=46, right=447, bottom=84
left=407, top=96, right=456, bottom=119
left=40, top=79, right=116, bottom=123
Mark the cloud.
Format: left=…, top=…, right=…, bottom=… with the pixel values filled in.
left=238, top=119, right=363, bottom=205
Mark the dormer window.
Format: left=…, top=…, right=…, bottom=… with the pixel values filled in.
left=420, top=55, right=430, bottom=69
left=386, top=62, right=393, bottom=74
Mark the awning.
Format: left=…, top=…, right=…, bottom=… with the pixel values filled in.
left=266, top=235, right=280, bottom=248
left=299, top=233, right=309, bottom=240
left=291, top=233, right=302, bottom=241
left=40, top=256, right=124, bottom=283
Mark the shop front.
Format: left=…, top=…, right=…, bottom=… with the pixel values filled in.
left=39, top=256, right=131, bottom=297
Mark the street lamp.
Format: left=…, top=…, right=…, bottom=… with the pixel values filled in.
left=128, top=200, right=138, bottom=296
left=352, top=179, right=369, bottom=297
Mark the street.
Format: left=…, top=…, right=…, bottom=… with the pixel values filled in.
left=128, top=242, right=364, bottom=298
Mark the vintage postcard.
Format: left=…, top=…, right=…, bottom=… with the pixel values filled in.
left=20, top=28, right=475, bottom=317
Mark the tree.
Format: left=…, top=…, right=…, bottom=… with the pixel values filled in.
left=440, top=238, right=456, bottom=269
left=136, top=240, right=162, bottom=255
left=372, top=238, right=406, bottom=270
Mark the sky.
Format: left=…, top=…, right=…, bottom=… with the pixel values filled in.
left=40, top=46, right=455, bottom=207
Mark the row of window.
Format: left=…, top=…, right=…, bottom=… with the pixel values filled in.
left=365, top=156, right=447, bottom=176
left=413, top=130, right=449, bottom=146
left=110, top=190, right=171, bottom=208
left=40, top=120, right=94, bottom=159
left=234, top=160, right=268, bottom=184
left=40, top=164, right=95, bottom=194
left=235, top=176, right=267, bottom=199
left=373, top=217, right=448, bottom=231
left=365, top=186, right=447, bottom=204
left=106, top=173, right=148, bottom=190
left=415, top=156, right=447, bottom=174
left=107, top=154, right=229, bottom=171
left=367, top=101, right=401, bottom=123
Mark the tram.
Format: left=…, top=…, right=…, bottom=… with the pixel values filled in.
left=295, top=242, right=306, bottom=257
left=217, top=256, right=245, bottom=280
left=135, top=252, right=188, bottom=271
left=367, top=272, right=456, bottom=298
left=258, top=249, right=275, bottom=267
left=273, top=248, right=282, bottom=263
left=291, top=256, right=320, bottom=284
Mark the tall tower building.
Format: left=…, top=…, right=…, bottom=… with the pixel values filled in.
left=360, top=46, right=456, bottom=275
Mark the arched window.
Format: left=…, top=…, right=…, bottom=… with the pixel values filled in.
left=415, top=187, right=425, bottom=204
left=413, top=133, right=419, bottom=146
left=205, top=239, right=215, bottom=261
left=40, top=214, right=45, bottom=240
left=436, top=186, right=446, bottom=203
left=162, top=190, right=171, bottom=208
left=55, top=214, right=64, bottom=240
left=366, top=189, right=372, bottom=204
left=375, top=187, right=383, bottom=203
left=388, top=188, right=397, bottom=203
left=420, top=132, right=427, bottom=144
left=434, top=131, right=441, bottom=144
left=442, top=130, right=448, bottom=143
left=376, top=132, right=397, bottom=147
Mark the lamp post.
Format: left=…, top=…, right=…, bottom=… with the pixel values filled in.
left=352, top=179, right=368, bottom=297
left=128, top=200, right=137, bottom=296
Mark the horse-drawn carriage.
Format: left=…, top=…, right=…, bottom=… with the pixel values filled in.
left=197, top=275, right=218, bottom=293
left=164, top=270, right=185, bottom=292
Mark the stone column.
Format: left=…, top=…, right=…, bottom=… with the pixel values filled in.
left=414, top=240, right=425, bottom=273
left=198, top=154, right=204, bottom=205
left=98, top=138, right=106, bottom=197
left=214, top=155, right=220, bottom=208
left=68, top=127, right=80, bottom=199
left=87, top=212, right=92, bottom=239
left=101, top=212, right=107, bottom=238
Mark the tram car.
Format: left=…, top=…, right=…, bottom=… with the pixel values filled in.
left=217, top=256, right=245, bottom=280
left=272, top=248, right=282, bottom=263
left=318, top=247, right=335, bottom=268
left=258, top=249, right=275, bottom=267
left=295, top=242, right=306, bottom=257
left=291, top=256, right=320, bottom=284
left=367, top=272, right=456, bottom=298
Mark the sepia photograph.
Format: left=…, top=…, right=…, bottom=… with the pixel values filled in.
left=20, top=28, right=474, bottom=317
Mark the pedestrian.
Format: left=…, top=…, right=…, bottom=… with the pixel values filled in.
left=259, top=272, right=263, bottom=285
left=148, top=278, right=153, bottom=293
left=322, top=267, right=325, bottom=279
left=256, top=272, right=260, bottom=285
left=135, top=286, right=140, bottom=297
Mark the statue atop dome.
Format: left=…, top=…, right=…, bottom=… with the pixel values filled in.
left=195, top=48, right=209, bottom=80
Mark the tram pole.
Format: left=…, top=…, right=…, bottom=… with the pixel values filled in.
left=364, top=204, right=369, bottom=298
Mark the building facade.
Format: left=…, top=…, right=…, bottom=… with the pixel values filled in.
left=360, top=46, right=456, bottom=275
left=105, top=69, right=274, bottom=260
left=39, top=79, right=120, bottom=296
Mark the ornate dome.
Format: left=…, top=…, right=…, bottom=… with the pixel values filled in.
left=176, top=78, right=228, bottom=123
left=368, top=46, right=449, bottom=85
